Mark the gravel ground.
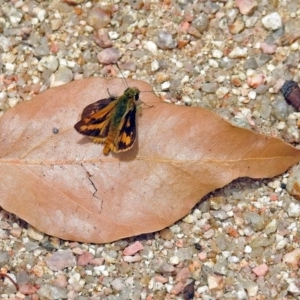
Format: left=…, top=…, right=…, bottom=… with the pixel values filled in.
left=1, top=0, right=300, bottom=299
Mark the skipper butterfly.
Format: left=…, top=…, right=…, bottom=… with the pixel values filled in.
left=74, top=86, right=140, bottom=156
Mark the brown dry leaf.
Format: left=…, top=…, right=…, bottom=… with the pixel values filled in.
left=1, top=78, right=300, bottom=243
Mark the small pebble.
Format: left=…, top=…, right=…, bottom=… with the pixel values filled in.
left=160, top=228, right=174, bottom=240
left=156, top=31, right=177, bottom=50
left=97, top=48, right=121, bottom=64
left=207, top=275, right=224, bottom=290
left=252, top=263, right=268, bottom=276
left=45, top=250, right=76, bottom=271
left=144, top=41, right=158, bottom=55
left=283, top=249, right=300, bottom=267
left=37, top=284, right=67, bottom=299
left=287, top=202, right=300, bottom=217
left=161, top=81, right=171, bottom=90
left=110, top=278, right=125, bottom=291
left=123, top=241, right=144, bottom=256
left=27, top=226, right=44, bottom=241
left=51, top=66, right=73, bottom=87
left=229, top=47, right=248, bottom=58
left=170, top=256, right=180, bottom=265
left=87, top=7, right=111, bottom=30
left=236, top=0, right=258, bottom=15
left=262, top=12, right=282, bottom=31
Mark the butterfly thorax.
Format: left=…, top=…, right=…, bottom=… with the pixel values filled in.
left=110, top=87, right=139, bottom=126
left=111, top=96, right=134, bottom=126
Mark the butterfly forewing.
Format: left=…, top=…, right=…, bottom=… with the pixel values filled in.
left=74, top=97, right=118, bottom=141
left=80, top=97, right=116, bottom=119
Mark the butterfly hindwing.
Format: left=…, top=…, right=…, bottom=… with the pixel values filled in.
left=116, top=104, right=137, bottom=152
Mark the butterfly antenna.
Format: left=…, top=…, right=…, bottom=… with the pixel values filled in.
left=115, top=63, right=130, bottom=89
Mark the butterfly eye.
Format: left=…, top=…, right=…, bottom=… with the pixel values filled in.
left=134, top=93, right=139, bottom=101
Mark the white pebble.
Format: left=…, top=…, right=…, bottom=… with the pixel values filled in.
left=267, top=64, right=275, bottom=72
left=291, top=42, right=299, bottom=51
left=183, top=214, right=196, bottom=223
left=181, top=75, right=189, bottom=84
left=27, top=226, right=44, bottom=241
left=287, top=222, right=297, bottom=230
left=161, top=81, right=170, bottom=90
left=276, top=238, right=288, bottom=250
left=229, top=47, right=248, bottom=58
left=212, top=49, right=223, bottom=58
left=268, top=180, right=280, bottom=189
left=108, top=31, right=119, bottom=39
left=138, top=19, right=146, bottom=28
left=84, top=25, right=94, bottom=33
left=228, top=256, right=240, bottom=263
left=176, top=61, right=183, bottom=68
left=182, top=95, right=192, bottom=104
left=0, top=36, right=11, bottom=52
left=1, top=53, right=16, bottom=63
left=0, top=92, right=7, bottom=102
left=144, top=41, right=158, bottom=55
left=68, top=273, right=80, bottom=284
left=244, top=245, right=252, bottom=253
left=262, top=12, right=282, bottom=31
left=287, top=202, right=300, bottom=217
left=207, top=274, right=224, bottom=290
left=31, top=18, right=39, bottom=25
left=216, top=86, right=229, bottom=98
left=276, top=121, right=286, bottom=130
left=247, top=284, right=259, bottom=297
left=38, top=55, right=59, bottom=72
left=37, top=9, right=46, bottom=22
left=288, top=281, right=300, bottom=294
left=165, top=284, right=174, bottom=293
left=8, top=97, right=19, bottom=108
left=5, top=63, right=15, bottom=71
left=151, top=60, right=159, bottom=71
left=124, top=33, right=133, bottom=43
left=248, top=90, right=256, bottom=100
left=197, top=285, right=209, bottom=294
left=216, top=75, right=226, bottom=83
left=169, top=256, right=180, bottom=265
left=209, top=59, right=219, bottom=68
left=8, top=9, right=23, bottom=25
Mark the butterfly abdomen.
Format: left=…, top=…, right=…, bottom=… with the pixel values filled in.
left=103, top=128, right=118, bottom=155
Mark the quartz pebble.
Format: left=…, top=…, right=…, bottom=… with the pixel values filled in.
left=51, top=66, right=73, bottom=87
left=229, top=47, right=248, bottom=58
left=262, top=12, right=282, bottom=31
left=207, top=275, right=224, bottom=290
left=97, top=48, right=121, bottom=64
left=169, top=256, right=180, bottom=265
left=236, top=0, right=258, bottom=15
left=45, top=250, right=76, bottom=271
left=144, top=41, right=158, bottom=55
left=156, top=31, right=177, bottom=50
left=27, top=226, right=44, bottom=241
left=37, top=284, right=67, bottom=299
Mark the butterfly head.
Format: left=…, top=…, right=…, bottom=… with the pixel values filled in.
left=124, top=87, right=140, bottom=101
